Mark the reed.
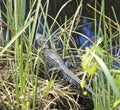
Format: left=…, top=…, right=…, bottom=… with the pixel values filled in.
left=0, top=0, right=119, bottom=109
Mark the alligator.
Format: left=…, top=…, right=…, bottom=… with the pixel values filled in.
left=35, top=33, right=94, bottom=94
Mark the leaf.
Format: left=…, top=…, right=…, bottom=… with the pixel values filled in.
left=94, top=45, right=104, bottom=56
left=80, top=80, right=88, bottom=96
left=80, top=79, right=85, bottom=89
left=83, top=91, right=87, bottom=96
left=113, top=74, right=120, bottom=89
left=91, top=52, right=120, bottom=97
left=113, top=99, right=120, bottom=108
left=86, top=62, right=98, bottom=75
left=81, top=52, right=98, bottom=75
left=81, top=54, right=91, bottom=70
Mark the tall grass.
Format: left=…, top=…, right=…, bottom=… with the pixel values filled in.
left=0, top=0, right=120, bottom=110
left=87, top=0, right=120, bottom=110
left=0, top=0, right=39, bottom=109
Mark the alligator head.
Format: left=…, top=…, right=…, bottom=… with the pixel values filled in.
left=35, top=33, right=47, bottom=47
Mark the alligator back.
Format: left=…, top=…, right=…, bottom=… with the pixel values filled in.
left=43, top=48, right=93, bottom=94
left=44, top=48, right=64, bottom=68
left=44, top=48, right=81, bottom=87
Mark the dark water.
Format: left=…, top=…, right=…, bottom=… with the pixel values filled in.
left=43, top=0, right=120, bottom=68
left=1, top=0, right=120, bottom=68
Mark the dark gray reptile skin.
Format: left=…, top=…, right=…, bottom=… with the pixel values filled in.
left=44, top=48, right=94, bottom=94
left=35, top=33, right=94, bottom=94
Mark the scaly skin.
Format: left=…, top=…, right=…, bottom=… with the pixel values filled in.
left=35, top=33, right=94, bottom=94
left=44, top=48, right=94, bottom=94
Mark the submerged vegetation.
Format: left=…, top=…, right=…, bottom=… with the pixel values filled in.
left=0, top=0, right=120, bottom=109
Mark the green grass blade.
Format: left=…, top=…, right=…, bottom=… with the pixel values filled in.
left=91, top=52, right=120, bottom=97
left=0, top=18, right=33, bottom=56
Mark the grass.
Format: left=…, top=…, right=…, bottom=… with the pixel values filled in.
left=0, top=0, right=120, bottom=109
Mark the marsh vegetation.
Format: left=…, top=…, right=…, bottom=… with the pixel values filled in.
left=0, top=0, right=120, bottom=110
